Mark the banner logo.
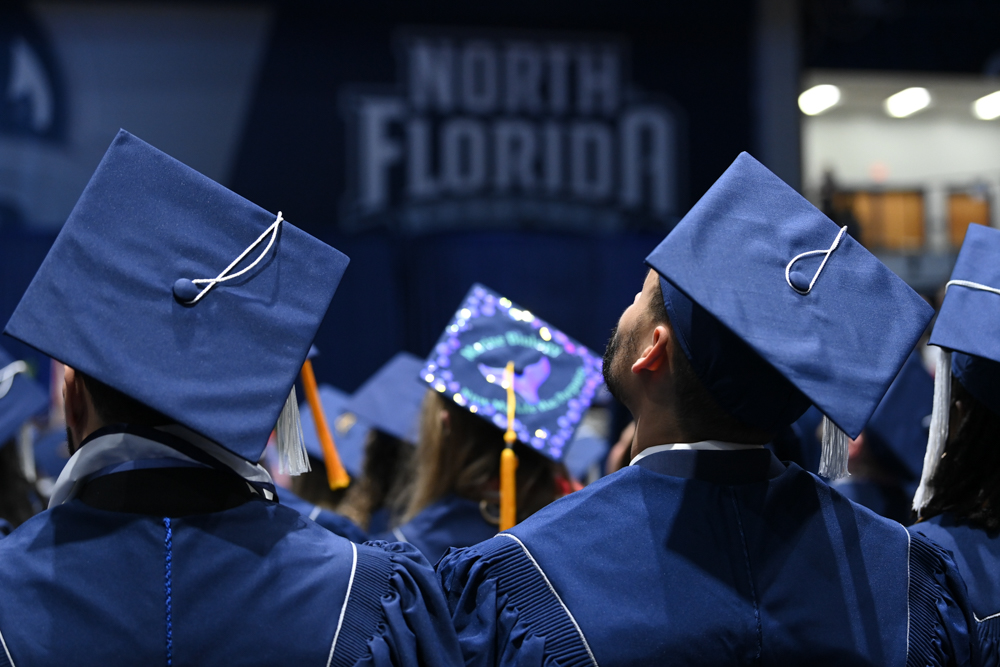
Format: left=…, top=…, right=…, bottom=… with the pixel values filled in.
left=342, top=30, right=680, bottom=233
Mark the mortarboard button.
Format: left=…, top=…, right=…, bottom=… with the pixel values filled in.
left=172, top=279, right=200, bottom=303
left=788, top=271, right=810, bottom=293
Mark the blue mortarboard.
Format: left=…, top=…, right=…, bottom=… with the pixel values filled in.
left=3, top=130, right=349, bottom=463
left=646, top=153, right=933, bottom=453
left=563, top=420, right=610, bottom=482
left=929, top=224, right=1000, bottom=414
left=421, top=284, right=605, bottom=462
left=346, top=352, right=428, bottom=444
left=298, top=385, right=370, bottom=477
left=0, top=345, right=48, bottom=445
left=865, top=351, right=933, bottom=493
left=916, top=223, right=1000, bottom=510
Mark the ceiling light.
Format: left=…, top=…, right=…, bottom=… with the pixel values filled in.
left=798, top=85, right=841, bottom=116
left=884, top=87, right=931, bottom=118
left=973, top=91, right=1000, bottom=120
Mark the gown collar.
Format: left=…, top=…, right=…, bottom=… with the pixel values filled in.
left=630, top=446, right=785, bottom=485
left=49, top=423, right=276, bottom=508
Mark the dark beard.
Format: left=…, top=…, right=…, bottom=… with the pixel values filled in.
left=602, top=324, right=637, bottom=403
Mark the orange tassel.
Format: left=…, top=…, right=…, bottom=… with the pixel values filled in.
left=300, top=359, right=350, bottom=490
left=500, top=361, right=519, bottom=530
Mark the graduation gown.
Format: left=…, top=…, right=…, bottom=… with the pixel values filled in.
left=377, top=495, right=498, bottom=565
left=833, top=478, right=912, bottom=525
left=437, top=448, right=980, bottom=666
left=279, top=487, right=369, bottom=543
left=912, top=514, right=1000, bottom=667
left=0, top=426, right=462, bottom=667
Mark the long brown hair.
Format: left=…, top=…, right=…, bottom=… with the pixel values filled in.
left=922, top=377, right=1000, bottom=531
left=401, top=390, right=558, bottom=524
left=338, top=429, right=414, bottom=530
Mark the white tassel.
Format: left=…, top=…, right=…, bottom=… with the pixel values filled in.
left=819, top=415, right=850, bottom=480
left=17, top=423, right=36, bottom=484
left=276, top=386, right=311, bottom=476
left=913, top=349, right=951, bottom=514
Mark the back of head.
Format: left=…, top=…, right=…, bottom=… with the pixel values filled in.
left=648, top=280, right=779, bottom=445
left=78, top=372, right=171, bottom=429
left=402, top=391, right=556, bottom=523
left=922, top=374, right=1000, bottom=532
left=339, top=429, right=414, bottom=529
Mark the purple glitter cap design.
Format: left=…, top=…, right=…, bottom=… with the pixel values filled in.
left=419, top=283, right=605, bottom=462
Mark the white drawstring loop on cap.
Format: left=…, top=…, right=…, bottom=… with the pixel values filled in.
left=178, top=212, right=284, bottom=305
left=0, top=360, right=28, bottom=400
left=943, top=279, right=1000, bottom=297
left=785, top=226, right=848, bottom=295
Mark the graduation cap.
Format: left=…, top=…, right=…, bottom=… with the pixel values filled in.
left=0, top=345, right=48, bottom=445
left=3, top=130, right=349, bottom=467
left=646, top=152, right=934, bottom=479
left=914, top=223, right=1000, bottom=511
left=421, top=284, right=604, bottom=528
left=298, top=384, right=370, bottom=478
left=346, top=352, right=428, bottom=444
left=865, top=351, right=933, bottom=497
left=563, top=418, right=610, bottom=483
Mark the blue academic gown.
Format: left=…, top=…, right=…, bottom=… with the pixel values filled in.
left=378, top=495, right=498, bottom=565
left=438, top=448, right=980, bottom=666
left=0, top=426, right=462, bottom=667
left=912, top=514, right=1000, bottom=667
left=834, top=478, right=912, bottom=525
left=279, top=487, right=369, bottom=543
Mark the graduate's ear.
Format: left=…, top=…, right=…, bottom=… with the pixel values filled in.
left=63, top=366, right=91, bottom=451
left=631, top=324, right=671, bottom=375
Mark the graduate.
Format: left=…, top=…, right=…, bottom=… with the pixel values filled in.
left=437, top=153, right=980, bottom=666
left=835, top=350, right=933, bottom=524
left=383, top=284, right=604, bottom=564
left=0, top=345, right=48, bottom=534
left=911, top=222, right=1000, bottom=664
left=0, top=131, right=462, bottom=666
left=339, top=351, right=426, bottom=534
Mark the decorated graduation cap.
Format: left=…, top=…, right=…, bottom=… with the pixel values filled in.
left=865, top=351, right=933, bottom=497
left=347, top=352, right=428, bottom=444
left=0, top=345, right=47, bottom=445
left=421, top=284, right=604, bottom=528
left=646, top=152, right=934, bottom=479
left=298, top=384, right=370, bottom=478
left=914, top=223, right=1000, bottom=511
left=3, top=130, right=349, bottom=468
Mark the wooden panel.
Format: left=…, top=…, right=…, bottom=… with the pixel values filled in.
left=948, top=193, right=990, bottom=247
left=835, top=191, right=925, bottom=250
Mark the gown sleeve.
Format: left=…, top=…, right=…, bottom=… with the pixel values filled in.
left=437, top=537, right=589, bottom=667
left=313, top=509, right=369, bottom=544
left=908, top=531, right=982, bottom=667
left=340, top=540, right=464, bottom=667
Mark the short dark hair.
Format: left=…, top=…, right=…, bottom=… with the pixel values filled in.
left=648, top=277, right=774, bottom=444
left=922, top=377, right=1000, bottom=531
left=79, top=372, right=171, bottom=427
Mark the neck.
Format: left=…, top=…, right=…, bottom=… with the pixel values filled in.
left=628, top=397, right=691, bottom=460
